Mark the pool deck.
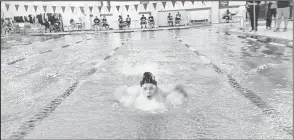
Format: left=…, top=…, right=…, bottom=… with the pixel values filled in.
left=4, top=21, right=293, bottom=47
left=227, top=20, right=293, bottom=47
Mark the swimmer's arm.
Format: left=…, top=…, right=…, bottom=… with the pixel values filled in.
left=173, top=84, right=188, bottom=97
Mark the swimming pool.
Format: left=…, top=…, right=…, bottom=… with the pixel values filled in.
left=1, top=26, right=292, bottom=139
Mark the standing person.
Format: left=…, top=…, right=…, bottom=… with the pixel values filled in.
left=274, top=1, right=291, bottom=32
left=246, top=1, right=261, bottom=32
left=175, top=12, right=181, bottom=25
left=266, top=1, right=277, bottom=30
left=118, top=15, right=123, bottom=29
left=126, top=15, right=131, bottom=28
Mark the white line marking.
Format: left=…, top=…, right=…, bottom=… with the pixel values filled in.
left=269, top=42, right=286, bottom=47
left=108, top=51, right=115, bottom=56
left=246, top=37, right=257, bottom=41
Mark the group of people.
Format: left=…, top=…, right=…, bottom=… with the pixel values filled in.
left=167, top=12, right=182, bottom=26
left=36, top=13, right=62, bottom=33
left=1, top=13, right=63, bottom=35
left=92, top=16, right=110, bottom=31
left=1, top=17, right=14, bottom=35
left=91, top=12, right=182, bottom=30
left=139, top=14, right=155, bottom=29
left=247, top=1, right=291, bottom=32
left=118, top=15, right=132, bottom=29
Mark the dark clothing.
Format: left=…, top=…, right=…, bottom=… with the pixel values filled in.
left=247, top=1, right=261, bottom=5
left=140, top=16, right=147, bottom=21
left=102, top=18, right=108, bottom=27
left=148, top=16, right=154, bottom=22
left=167, top=15, right=173, bottom=20
left=118, top=17, right=123, bottom=23
left=176, top=14, right=181, bottom=20
left=266, top=3, right=277, bottom=28
left=247, top=1, right=260, bottom=31
left=47, top=13, right=54, bottom=24
left=24, top=16, right=29, bottom=22
left=126, top=17, right=131, bottom=25
left=29, top=15, right=33, bottom=24
left=94, top=18, right=100, bottom=23
left=36, top=14, right=43, bottom=24
left=277, top=1, right=290, bottom=8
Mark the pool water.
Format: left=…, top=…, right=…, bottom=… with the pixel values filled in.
left=1, top=26, right=292, bottom=139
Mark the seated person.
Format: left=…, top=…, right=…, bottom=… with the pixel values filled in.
left=93, top=16, right=100, bottom=30
left=44, top=19, right=51, bottom=32
left=76, top=17, right=83, bottom=30
left=222, top=9, right=231, bottom=23
left=140, top=15, right=147, bottom=28
left=167, top=13, right=173, bottom=26
left=148, top=13, right=155, bottom=28
left=6, top=19, right=13, bottom=33
left=126, top=15, right=131, bottom=28
left=70, top=18, right=75, bottom=26
left=175, top=12, right=181, bottom=25
left=54, top=19, right=61, bottom=32
left=102, top=16, right=109, bottom=29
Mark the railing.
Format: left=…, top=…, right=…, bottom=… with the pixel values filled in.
left=231, top=16, right=245, bottom=32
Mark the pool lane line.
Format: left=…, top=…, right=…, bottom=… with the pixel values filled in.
left=7, top=34, right=134, bottom=139
left=7, top=58, right=26, bottom=65
left=5, top=38, right=84, bottom=66
left=8, top=81, right=79, bottom=140
left=171, top=34, right=293, bottom=136
left=40, top=50, right=53, bottom=54
left=76, top=41, right=83, bottom=44
left=62, top=44, right=70, bottom=48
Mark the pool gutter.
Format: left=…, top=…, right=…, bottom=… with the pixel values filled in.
left=29, top=24, right=211, bottom=36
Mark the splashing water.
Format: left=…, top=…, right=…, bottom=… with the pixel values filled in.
left=112, top=83, right=189, bottom=113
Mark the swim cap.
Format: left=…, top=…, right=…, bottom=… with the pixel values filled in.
left=140, top=72, right=157, bottom=86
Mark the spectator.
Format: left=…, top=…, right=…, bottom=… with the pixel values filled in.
left=274, top=1, right=290, bottom=32
left=266, top=1, right=277, bottom=30
left=167, top=13, right=173, bottom=26
left=148, top=13, right=155, bottom=28
left=222, top=9, right=231, bottom=23
left=246, top=1, right=261, bottom=32
left=118, top=15, right=123, bottom=29
left=175, top=12, right=181, bottom=25
left=126, top=15, right=131, bottom=28
left=102, top=16, right=109, bottom=29
left=140, top=15, right=147, bottom=28
left=93, top=16, right=100, bottom=30
left=44, top=19, right=50, bottom=32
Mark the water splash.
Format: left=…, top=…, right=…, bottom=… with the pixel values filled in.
left=112, top=84, right=189, bottom=113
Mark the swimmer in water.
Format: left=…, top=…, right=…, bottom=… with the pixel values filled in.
left=113, top=72, right=189, bottom=112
